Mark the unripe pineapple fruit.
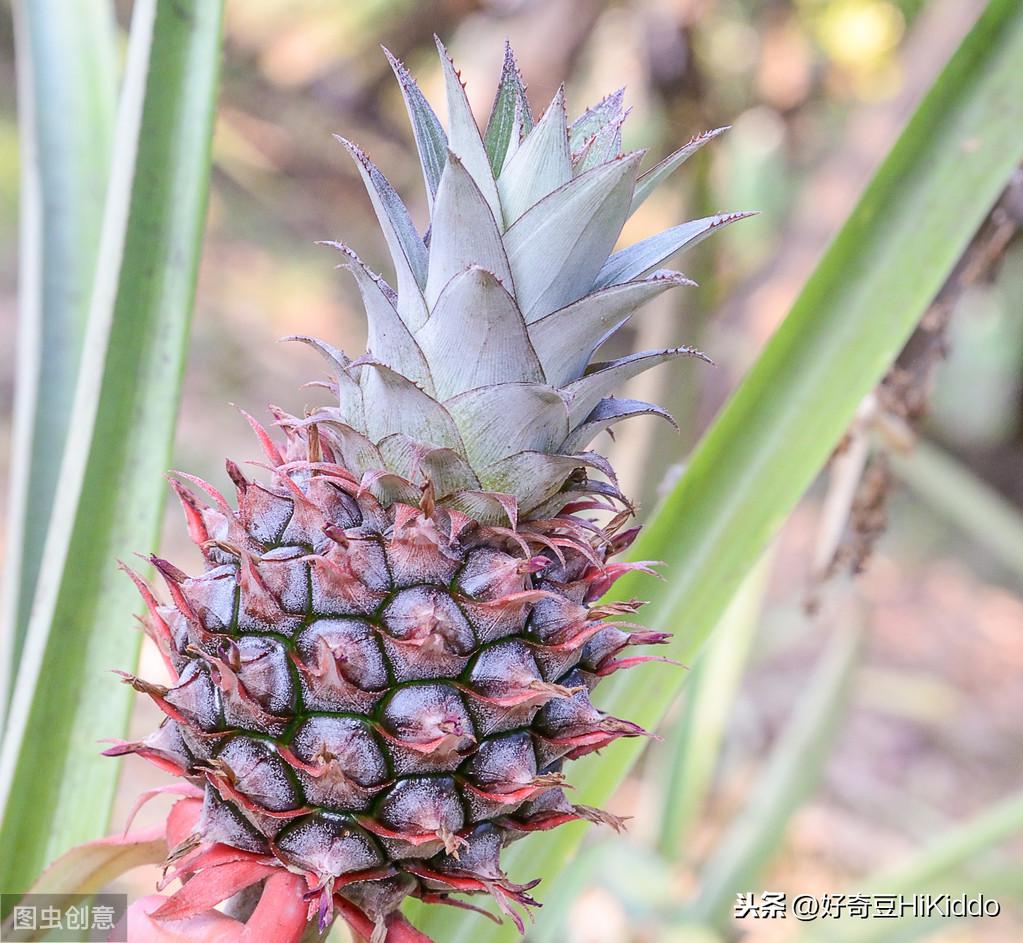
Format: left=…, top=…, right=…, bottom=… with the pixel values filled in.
left=110, top=39, right=748, bottom=941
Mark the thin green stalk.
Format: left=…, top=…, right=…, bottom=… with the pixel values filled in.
left=864, top=791, right=1023, bottom=894
left=796, top=790, right=1023, bottom=943
left=0, top=0, right=223, bottom=900
left=891, top=438, right=1023, bottom=583
left=2, top=0, right=116, bottom=716
left=655, top=552, right=771, bottom=859
left=684, top=620, right=863, bottom=926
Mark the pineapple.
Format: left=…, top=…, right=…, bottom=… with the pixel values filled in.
left=109, top=40, right=747, bottom=941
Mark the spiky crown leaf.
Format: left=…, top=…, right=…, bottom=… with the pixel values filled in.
left=302, top=38, right=748, bottom=524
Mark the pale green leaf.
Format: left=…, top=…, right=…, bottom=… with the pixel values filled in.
left=528, top=272, right=693, bottom=384
left=418, top=267, right=541, bottom=399
left=324, top=242, right=433, bottom=393
left=384, top=46, right=447, bottom=209
left=424, top=152, right=512, bottom=306
left=1, top=0, right=116, bottom=712
left=360, top=363, right=463, bottom=451
left=478, top=451, right=590, bottom=510
left=504, top=152, right=642, bottom=320
left=561, top=347, right=707, bottom=426
left=445, top=382, right=568, bottom=470
left=483, top=41, right=532, bottom=176
left=377, top=436, right=481, bottom=496
left=562, top=397, right=677, bottom=453
left=497, top=86, right=571, bottom=226
left=594, top=212, right=753, bottom=289
left=569, top=88, right=624, bottom=152
left=336, top=136, right=429, bottom=319
left=436, top=37, right=502, bottom=223
left=0, top=0, right=222, bottom=898
left=573, top=112, right=625, bottom=174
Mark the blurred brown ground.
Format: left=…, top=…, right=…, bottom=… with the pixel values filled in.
left=0, top=1, right=1021, bottom=941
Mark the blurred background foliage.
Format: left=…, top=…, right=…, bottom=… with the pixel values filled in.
left=0, top=1, right=1021, bottom=941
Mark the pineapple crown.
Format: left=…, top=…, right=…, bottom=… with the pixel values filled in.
left=296, top=38, right=751, bottom=524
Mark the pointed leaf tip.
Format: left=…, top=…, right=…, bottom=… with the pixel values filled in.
left=574, top=107, right=629, bottom=173
left=596, top=211, right=755, bottom=289
left=529, top=272, right=694, bottom=385
left=505, top=150, right=645, bottom=320
left=435, top=36, right=503, bottom=222
left=570, top=87, right=626, bottom=152
left=498, top=84, right=571, bottom=226
left=425, top=151, right=513, bottom=304
left=631, top=126, right=733, bottom=214
left=334, top=135, right=430, bottom=322
left=484, top=40, right=533, bottom=175
left=678, top=343, right=714, bottom=366
left=335, top=246, right=433, bottom=390
left=383, top=44, right=448, bottom=207
left=563, top=346, right=709, bottom=423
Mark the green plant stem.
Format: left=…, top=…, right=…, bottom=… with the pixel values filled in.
left=890, top=438, right=1023, bottom=583
left=864, top=790, right=1023, bottom=894
left=655, top=551, right=771, bottom=859
left=685, top=619, right=863, bottom=927
left=795, top=790, right=1023, bottom=943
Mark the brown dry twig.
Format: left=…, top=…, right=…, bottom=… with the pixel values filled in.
left=808, top=169, right=1023, bottom=605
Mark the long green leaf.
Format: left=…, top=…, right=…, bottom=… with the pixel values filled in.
left=1, top=1, right=116, bottom=714
left=685, top=622, right=862, bottom=926
left=891, top=438, right=1023, bottom=583
left=795, top=790, right=1023, bottom=943
left=525, top=839, right=620, bottom=943
left=416, top=2, right=1023, bottom=938
left=0, top=0, right=222, bottom=900
left=802, top=868, right=1023, bottom=943
left=655, top=553, right=771, bottom=860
